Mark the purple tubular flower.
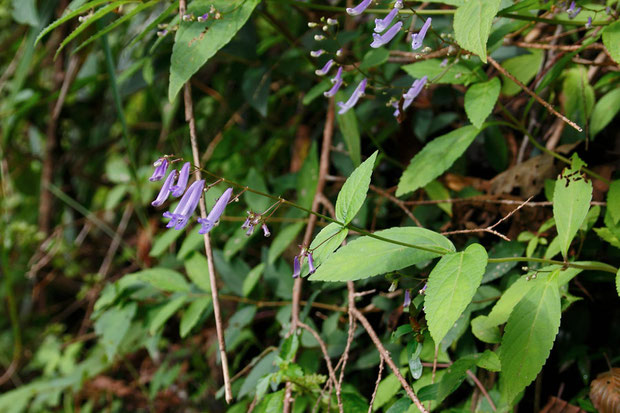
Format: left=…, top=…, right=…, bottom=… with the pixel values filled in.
left=292, top=255, right=301, bottom=278
left=307, top=252, right=316, bottom=274
left=315, top=59, right=335, bottom=76
left=170, top=162, right=190, bottom=197
left=374, top=7, right=399, bottom=33
left=163, top=179, right=205, bottom=230
left=585, top=16, right=592, bottom=28
left=337, top=78, right=367, bottom=115
left=151, top=170, right=177, bottom=207
left=403, top=290, right=411, bottom=307
left=324, top=67, right=344, bottom=98
left=310, top=49, right=325, bottom=57
left=393, top=76, right=427, bottom=117
left=394, top=0, right=403, bottom=8
left=346, top=0, right=372, bottom=16
left=149, top=158, right=168, bottom=182
left=567, top=1, right=581, bottom=18
left=197, top=13, right=209, bottom=22
left=370, top=21, right=403, bottom=48
left=411, top=18, right=432, bottom=50
left=261, top=223, right=271, bottom=237
left=197, top=187, right=233, bottom=234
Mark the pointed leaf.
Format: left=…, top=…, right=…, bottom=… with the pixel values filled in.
left=453, top=0, right=501, bottom=63
left=335, top=151, right=378, bottom=224
left=180, top=297, right=211, bottom=338
left=184, top=252, right=211, bottom=293
left=602, top=20, right=620, bottom=64
left=136, top=268, right=190, bottom=292
left=149, top=295, right=187, bottom=334
left=464, top=77, right=501, bottom=129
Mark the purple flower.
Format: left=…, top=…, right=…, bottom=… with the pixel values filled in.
left=292, top=255, right=301, bottom=278
left=315, top=59, right=335, bottom=76
left=197, top=13, right=209, bottom=22
left=403, top=290, right=411, bottom=307
left=585, top=16, right=592, bottom=28
left=337, top=78, right=367, bottom=115
left=440, top=58, right=448, bottom=67
left=394, top=0, right=403, bottom=8
left=197, top=187, right=233, bottom=234
left=151, top=170, right=177, bottom=207
left=163, top=179, right=205, bottom=230
left=310, top=49, right=325, bottom=57
left=170, top=162, right=190, bottom=197
left=346, top=0, right=372, bottom=16
left=393, top=76, right=427, bottom=117
left=411, top=18, right=431, bottom=50
left=261, top=223, right=271, bottom=237
left=324, top=67, right=344, bottom=98
left=370, top=21, right=403, bottom=48
left=374, top=7, right=399, bottom=33
left=567, top=1, right=581, bottom=18
left=307, top=252, right=316, bottom=274
left=419, top=283, right=427, bottom=294
left=149, top=158, right=168, bottom=182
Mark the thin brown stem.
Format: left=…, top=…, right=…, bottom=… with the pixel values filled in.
left=368, top=356, right=385, bottom=413
left=467, top=370, right=496, bottom=411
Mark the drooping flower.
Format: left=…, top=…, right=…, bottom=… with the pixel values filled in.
left=163, top=179, right=205, bottom=230
left=261, top=224, right=271, bottom=237
left=370, top=21, right=403, bottom=48
left=241, top=211, right=262, bottom=236
left=197, top=187, right=233, bottom=234
left=151, top=170, right=177, bottom=207
left=394, top=0, right=403, bottom=9
left=411, top=18, right=432, bottom=50
left=307, top=252, right=316, bottom=274
left=393, top=76, right=427, bottom=117
left=149, top=158, right=169, bottom=182
left=403, top=290, right=411, bottom=307
left=346, top=0, right=372, bottom=16
left=567, top=1, right=581, bottom=18
left=585, top=16, right=592, bottom=28
left=310, top=49, right=325, bottom=57
left=197, top=13, right=209, bottom=22
left=292, top=255, right=301, bottom=278
left=170, top=162, right=190, bottom=197
left=314, top=34, right=326, bottom=41
left=315, top=59, right=335, bottom=76
left=337, top=78, right=367, bottom=115
left=327, top=18, right=338, bottom=25
left=324, top=67, right=344, bottom=98
left=374, top=7, right=399, bottom=33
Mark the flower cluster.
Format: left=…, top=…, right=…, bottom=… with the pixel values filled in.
left=292, top=246, right=316, bottom=278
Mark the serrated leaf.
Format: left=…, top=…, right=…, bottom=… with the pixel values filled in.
left=184, top=252, right=211, bottom=292
left=136, top=268, right=190, bottom=292
left=602, top=20, right=620, bottom=64
left=335, top=151, right=377, bottom=224
left=180, top=297, right=211, bottom=338
left=396, top=126, right=480, bottom=197
left=402, top=59, right=480, bottom=85
left=303, top=222, right=348, bottom=277
left=553, top=165, right=593, bottom=259
left=591, top=88, right=620, bottom=138
left=426, top=243, right=488, bottom=345
left=169, top=0, right=260, bottom=101
left=336, top=91, right=362, bottom=166
left=464, top=77, right=501, bottom=129
left=309, top=227, right=454, bottom=282
left=149, top=295, right=187, bottom=334
left=499, top=277, right=561, bottom=406
left=453, top=0, right=501, bottom=63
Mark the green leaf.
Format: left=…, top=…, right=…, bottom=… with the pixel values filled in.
left=403, top=59, right=480, bottom=85
left=500, top=49, right=544, bottom=96
left=335, top=151, right=378, bottom=224
left=297, top=141, right=319, bottom=208
left=477, top=350, right=501, bottom=372
left=385, top=398, right=412, bottom=413
left=180, top=297, right=211, bottom=338
left=591, top=88, right=620, bottom=138
left=150, top=228, right=183, bottom=257
left=453, top=0, right=501, bottom=63
left=499, top=276, right=561, bottom=406
left=35, top=0, right=112, bottom=44
left=184, top=252, right=211, bottom=293
left=12, top=0, right=39, bottom=26
left=177, top=230, right=203, bottom=259
left=616, top=268, right=620, bottom=298
left=602, top=20, right=620, bottom=64
left=243, top=263, right=265, bottom=297
left=426, top=243, right=488, bottom=345
left=309, top=227, right=454, bottom=282
left=303, top=80, right=331, bottom=105
left=359, top=48, right=390, bottom=71
left=268, top=223, right=304, bottom=264
left=94, top=302, right=137, bottom=361
left=244, top=168, right=270, bottom=212
left=303, top=222, right=348, bottom=277
left=610, top=181, right=620, bottom=226
left=562, top=67, right=594, bottom=126
left=372, top=374, right=400, bottom=411
left=424, top=180, right=452, bottom=216
left=464, top=77, right=501, bottom=129
left=335, top=91, right=362, bottom=166
left=253, top=389, right=284, bottom=413
left=169, top=0, right=260, bottom=101
left=238, top=352, right=277, bottom=398
left=553, top=163, right=593, bottom=259
left=149, top=295, right=187, bottom=334
left=136, top=268, right=191, bottom=292
left=396, top=126, right=480, bottom=197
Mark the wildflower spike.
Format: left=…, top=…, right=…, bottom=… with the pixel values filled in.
left=150, top=158, right=169, bottom=182
left=374, top=7, right=399, bottom=33
left=151, top=170, right=177, bottom=207
left=370, top=21, right=403, bottom=48
left=411, top=18, right=431, bottom=50
left=197, top=187, right=233, bottom=234
left=337, top=78, right=367, bottom=115
left=163, top=180, right=205, bottom=230
left=324, top=67, right=344, bottom=98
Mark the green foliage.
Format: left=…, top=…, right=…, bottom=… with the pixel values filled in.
left=335, top=150, right=377, bottom=224
left=464, top=77, right=501, bottom=129
left=453, top=0, right=501, bottom=63
left=603, top=19, right=620, bottom=64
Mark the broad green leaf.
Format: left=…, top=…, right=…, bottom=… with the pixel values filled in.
left=602, top=20, right=620, bottom=64
left=611, top=181, right=620, bottom=226
left=359, top=48, right=390, bottom=71
left=477, top=350, right=501, bottom=372
left=268, top=223, right=304, bottom=264
left=562, top=67, right=594, bottom=126
left=553, top=164, right=593, bottom=259
left=396, top=126, right=480, bottom=197
left=150, top=228, right=183, bottom=257
left=303, top=222, right=348, bottom=277
left=12, top=0, right=39, bottom=26
left=309, top=227, right=454, bottom=282
left=385, top=398, right=411, bottom=413
left=500, top=49, right=544, bottom=96
left=184, top=252, right=211, bottom=293
left=136, top=268, right=190, bottom=292
left=342, top=392, right=370, bottom=412
left=336, top=91, right=362, bottom=166
left=149, top=295, right=187, bottom=334
left=335, top=151, right=377, bottom=224
left=591, top=88, right=620, bottom=138
left=453, top=0, right=501, bottom=63
left=94, top=302, right=136, bottom=361
left=253, top=389, right=284, bottom=413
left=499, top=276, right=561, bottom=406
left=169, top=0, right=260, bottom=101
left=297, top=141, right=319, bottom=209
left=180, top=297, right=211, bottom=338
left=224, top=225, right=257, bottom=260
left=426, top=243, right=488, bottom=345
left=403, top=59, right=480, bottom=85
left=372, top=374, right=400, bottom=411
left=595, top=227, right=620, bottom=249
left=464, top=77, right=501, bottom=129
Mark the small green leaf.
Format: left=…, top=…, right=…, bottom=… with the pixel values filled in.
left=453, top=0, right=501, bottom=62
left=309, top=227, right=454, bottom=282
left=424, top=180, right=452, bottom=216
left=372, top=374, right=400, bottom=411
left=150, top=228, right=183, bottom=257
left=396, top=126, right=480, bottom=197
left=303, top=80, right=331, bottom=105
left=303, top=222, right=348, bottom=277
left=602, top=20, right=620, bottom=64
left=553, top=162, right=593, bottom=259
left=169, top=0, right=260, bottom=101
left=94, top=302, right=137, bottom=361
left=426, top=243, right=488, bottom=345
left=591, top=88, right=620, bottom=138
left=335, top=151, right=378, bottom=224
left=500, top=49, right=544, bottom=96
left=149, top=295, right=187, bottom=334
left=242, top=67, right=270, bottom=117
left=136, top=268, right=190, bottom=292
left=464, top=77, right=501, bottom=129
left=335, top=91, right=362, bottom=166
left=184, top=252, right=211, bottom=293
left=499, top=276, right=561, bottom=406
left=403, top=59, right=480, bottom=85
left=562, top=67, right=594, bottom=126
left=180, top=297, right=211, bottom=338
